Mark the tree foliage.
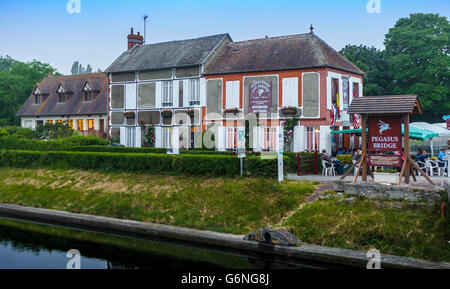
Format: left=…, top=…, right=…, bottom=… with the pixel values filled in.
left=71, top=61, right=99, bottom=75
left=0, top=56, right=59, bottom=126
left=340, top=13, right=449, bottom=122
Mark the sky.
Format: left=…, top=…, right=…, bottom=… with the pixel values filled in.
left=0, top=0, right=448, bottom=75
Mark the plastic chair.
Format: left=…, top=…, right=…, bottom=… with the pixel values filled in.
left=322, top=160, right=336, bottom=176
left=416, top=161, right=428, bottom=176
left=427, top=159, right=439, bottom=176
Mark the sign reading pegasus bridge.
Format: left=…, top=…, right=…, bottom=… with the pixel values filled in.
left=341, top=94, right=433, bottom=185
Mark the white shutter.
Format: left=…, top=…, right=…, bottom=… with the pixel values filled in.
left=234, top=81, right=240, bottom=108
left=173, top=80, right=179, bottom=107
left=120, top=127, right=126, bottom=146
left=135, top=127, right=142, bottom=148
left=253, top=126, right=261, bottom=152
left=125, top=83, right=137, bottom=109
left=183, top=80, right=189, bottom=107
left=293, top=125, right=302, bottom=153
left=217, top=126, right=226, bottom=151
left=282, top=78, right=289, bottom=107
left=225, top=81, right=233, bottom=109
left=172, top=127, right=179, bottom=150
left=291, top=77, right=298, bottom=107
left=320, top=126, right=331, bottom=153
left=282, top=78, right=298, bottom=107
left=200, top=78, right=206, bottom=107
left=298, top=126, right=305, bottom=152
left=155, top=126, right=162, bottom=148
left=155, top=82, right=162, bottom=108
left=326, top=76, right=331, bottom=110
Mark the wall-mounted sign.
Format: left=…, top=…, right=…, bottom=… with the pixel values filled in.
left=342, top=76, right=349, bottom=110
left=369, top=116, right=402, bottom=151
left=249, top=80, right=272, bottom=114
left=447, top=119, right=450, bottom=130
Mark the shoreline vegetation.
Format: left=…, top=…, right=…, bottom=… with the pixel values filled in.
left=0, top=168, right=448, bottom=262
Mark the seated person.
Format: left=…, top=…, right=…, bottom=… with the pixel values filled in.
left=337, top=148, right=344, bottom=155
left=438, top=148, right=447, bottom=167
left=321, top=149, right=345, bottom=175
left=415, top=150, right=428, bottom=164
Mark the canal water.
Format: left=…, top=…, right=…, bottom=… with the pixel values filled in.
left=0, top=217, right=337, bottom=269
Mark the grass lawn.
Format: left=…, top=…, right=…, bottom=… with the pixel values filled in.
left=0, top=168, right=448, bottom=262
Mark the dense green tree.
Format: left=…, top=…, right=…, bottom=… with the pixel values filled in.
left=70, top=61, right=98, bottom=75
left=385, top=13, right=449, bottom=122
left=0, top=57, right=58, bottom=125
left=339, top=45, right=390, bottom=96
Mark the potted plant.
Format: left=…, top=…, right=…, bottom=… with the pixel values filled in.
left=185, top=109, right=195, bottom=117
left=373, top=168, right=401, bottom=184
left=280, top=106, right=298, bottom=116
left=124, top=111, right=135, bottom=118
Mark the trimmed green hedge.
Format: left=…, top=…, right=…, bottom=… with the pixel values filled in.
left=0, top=136, right=107, bottom=151
left=0, top=150, right=240, bottom=177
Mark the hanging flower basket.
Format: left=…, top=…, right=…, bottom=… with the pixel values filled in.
left=280, top=106, right=298, bottom=116
left=161, top=110, right=173, bottom=117
left=224, top=108, right=241, bottom=115
left=185, top=109, right=195, bottom=116
left=124, top=111, right=135, bottom=118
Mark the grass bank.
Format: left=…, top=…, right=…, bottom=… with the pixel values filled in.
left=0, top=168, right=448, bottom=262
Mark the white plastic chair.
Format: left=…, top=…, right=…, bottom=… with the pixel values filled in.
left=416, top=160, right=428, bottom=176
left=322, top=160, right=336, bottom=176
left=427, top=159, right=439, bottom=176
left=437, top=159, right=447, bottom=177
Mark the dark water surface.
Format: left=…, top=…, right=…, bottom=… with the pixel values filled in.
left=0, top=217, right=339, bottom=269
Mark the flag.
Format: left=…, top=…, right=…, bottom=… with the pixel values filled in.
left=330, top=104, right=337, bottom=129
left=336, top=92, right=340, bottom=118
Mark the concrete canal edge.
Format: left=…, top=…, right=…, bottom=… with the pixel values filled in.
left=0, top=203, right=449, bottom=269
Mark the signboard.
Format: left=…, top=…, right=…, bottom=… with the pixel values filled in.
left=249, top=80, right=272, bottom=114
left=237, top=128, right=246, bottom=158
left=368, top=116, right=402, bottom=151
left=369, top=155, right=403, bottom=167
left=278, top=127, right=284, bottom=183
left=447, top=119, right=450, bottom=130
left=342, top=76, right=349, bottom=110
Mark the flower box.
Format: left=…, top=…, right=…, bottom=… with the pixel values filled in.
left=373, top=172, right=400, bottom=184
left=184, top=109, right=195, bottom=116
left=224, top=108, right=241, bottom=115
left=161, top=110, right=173, bottom=117
left=280, top=106, right=298, bottom=116
left=124, top=111, right=135, bottom=118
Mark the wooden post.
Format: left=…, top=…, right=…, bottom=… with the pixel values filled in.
left=404, top=114, right=410, bottom=184
left=361, top=115, right=367, bottom=181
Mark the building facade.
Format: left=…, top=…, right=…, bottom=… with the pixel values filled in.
left=106, top=29, right=364, bottom=153
left=17, top=73, right=108, bottom=137
left=105, top=29, right=231, bottom=148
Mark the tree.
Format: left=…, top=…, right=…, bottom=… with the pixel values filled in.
left=0, top=57, right=58, bottom=125
left=70, top=61, right=98, bottom=75
left=385, top=13, right=450, bottom=122
left=71, top=61, right=80, bottom=75
left=339, top=45, right=390, bottom=96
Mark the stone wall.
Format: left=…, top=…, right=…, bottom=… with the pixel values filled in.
left=333, top=181, right=443, bottom=203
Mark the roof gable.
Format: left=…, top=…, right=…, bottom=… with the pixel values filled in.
left=348, top=95, right=422, bottom=115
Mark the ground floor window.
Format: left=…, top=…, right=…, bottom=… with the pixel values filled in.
left=57, top=120, right=63, bottom=124
left=226, top=127, right=238, bottom=150
left=24, top=120, right=33, bottom=129
left=36, top=120, right=44, bottom=127
left=47, top=120, right=53, bottom=124
left=77, top=119, right=84, bottom=131
left=306, top=127, right=320, bottom=152
left=67, top=120, right=74, bottom=129
left=162, top=127, right=172, bottom=149
left=88, top=119, right=95, bottom=131
left=262, top=127, right=277, bottom=151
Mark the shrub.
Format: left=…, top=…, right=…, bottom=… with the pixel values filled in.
left=0, top=136, right=106, bottom=151
left=0, top=126, right=33, bottom=139
left=32, top=123, right=74, bottom=140
left=336, top=154, right=353, bottom=164
left=0, top=150, right=241, bottom=177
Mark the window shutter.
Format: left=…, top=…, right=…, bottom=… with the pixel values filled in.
left=136, top=127, right=142, bottom=148
left=320, top=126, right=330, bottom=153
left=125, top=83, right=137, bottom=109
left=291, top=77, right=298, bottom=107
left=225, top=81, right=233, bottom=109
left=200, top=78, right=206, bottom=106
left=155, top=126, right=162, bottom=148
left=172, top=127, right=179, bottom=150
left=217, top=126, right=226, bottom=151
left=326, top=76, right=331, bottom=110
left=293, top=125, right=302, bottom=152
left=252, top=126, right=261, bottom=151
left=120, top=127, right=126, bottom=146
left=298, top=126, right=305, bottom=152
left=282, top=78, right=288, bottom=107
left=234, top=81, right=240, bottom=108
left=173, top=80, right=179, bottom=107
left=183, top=80, right=190, bottom=107
left=155, top=82, right=162, bottom=108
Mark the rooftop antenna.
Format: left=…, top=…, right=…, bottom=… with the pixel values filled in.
left=143, top=15, right=149, bottom=44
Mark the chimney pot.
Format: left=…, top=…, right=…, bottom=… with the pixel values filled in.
left=131, top=27, right=134, bottom=35
left=127, top=27, right=144, bottom=50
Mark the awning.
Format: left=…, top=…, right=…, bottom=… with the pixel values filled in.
left=410, top=122, right=450, bottom=137
left=330, top=126, right=439, bottom=142
left=443, top=115, right=450, bottom=121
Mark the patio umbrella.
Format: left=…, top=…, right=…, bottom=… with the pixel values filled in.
left=330, top=126, right=439, bottom=142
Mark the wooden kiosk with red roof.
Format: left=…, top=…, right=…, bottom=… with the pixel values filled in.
left=341, top=95, right=434, bottom=185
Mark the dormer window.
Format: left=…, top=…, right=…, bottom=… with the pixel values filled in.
left=57, top=85, right=66, bottom=103
left=34, top=87, right=42, bottom=105
left=83, top=82, right=93, bottom=102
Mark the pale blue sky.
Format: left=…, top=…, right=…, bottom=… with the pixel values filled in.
left=0, top=0, right=448, bottom=75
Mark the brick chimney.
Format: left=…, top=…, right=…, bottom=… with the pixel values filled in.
left=127, top=27, right=144, bottom=50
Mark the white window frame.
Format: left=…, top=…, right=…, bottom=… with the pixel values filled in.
left=306, top=126, right=320, bottom=152
left=127, top=127, right=136, bottom=148
left=162, top=81, right=173, bottom=107
left=189, top=79, right=200, bottom=106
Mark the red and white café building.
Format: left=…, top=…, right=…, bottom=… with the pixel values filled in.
left=106, top=29, right=364, bottom=153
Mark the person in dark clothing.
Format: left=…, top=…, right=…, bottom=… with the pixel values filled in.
left=321, top=149, right=345, bottom=175
left=415, top=150, right=428, bottom=163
